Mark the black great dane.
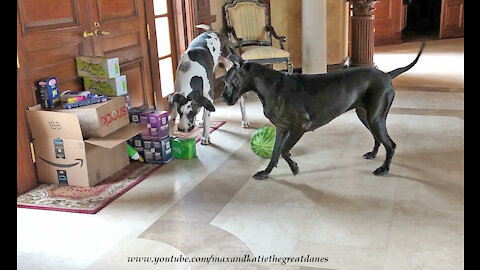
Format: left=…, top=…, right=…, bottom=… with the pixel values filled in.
left=222, top=42, right=425, bottom=180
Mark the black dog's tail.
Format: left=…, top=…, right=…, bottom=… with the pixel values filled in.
left=387, top=42, right=425, bottom=79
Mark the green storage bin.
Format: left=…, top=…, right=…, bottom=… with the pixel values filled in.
left=172, top=137, right=196, bottom=159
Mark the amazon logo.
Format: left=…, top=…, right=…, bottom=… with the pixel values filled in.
left=38, top=156, right=84, bottom=168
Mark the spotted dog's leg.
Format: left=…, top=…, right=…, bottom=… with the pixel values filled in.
left=239, top=95, right=249, bottom=128
left=201, top=108, right=211, bottom=145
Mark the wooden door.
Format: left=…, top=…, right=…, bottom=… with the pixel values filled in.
left=145, top=0, right=179, bottom=111
left=17, top=68, right=37, bottom=195
left=439, top=0, right=464, bottom=39
left=373, top=0, right=403, bottom=46
left=17, top=0, right=155, bottom=194
left=17, top=0, right=94, bottom=194
left=88, top=0, right=154, bottom=108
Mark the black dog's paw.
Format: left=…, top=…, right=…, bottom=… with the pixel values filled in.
left=373, top=166, right=389, bottom=176
left=253, top=170, right=269, bottom=180
left=290, top=162, right=299, bottom=175
left=290, top=164, right=299, bottom=175
left=301, top=121, right=314, bottom=132
left=363, top=152, right=377, bottom=159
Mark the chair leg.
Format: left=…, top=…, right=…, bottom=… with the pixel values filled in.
left=286, top=58, right=293, bottom=74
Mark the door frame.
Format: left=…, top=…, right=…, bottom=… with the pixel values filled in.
left=145, top=0, right=184, bottom=111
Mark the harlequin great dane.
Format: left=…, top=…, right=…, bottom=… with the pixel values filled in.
left=222, top=42, right=425, bottom=180
left=167, top=25, right=249, bottom=145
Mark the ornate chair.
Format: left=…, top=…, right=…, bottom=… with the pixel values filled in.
left=224, top=0, right=293, bottom=73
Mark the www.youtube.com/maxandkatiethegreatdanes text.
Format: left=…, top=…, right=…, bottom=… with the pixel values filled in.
left=127, top=254, right=328, bottom=266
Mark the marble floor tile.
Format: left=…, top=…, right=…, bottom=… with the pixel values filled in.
left=383, top=213, right=464, bottom=270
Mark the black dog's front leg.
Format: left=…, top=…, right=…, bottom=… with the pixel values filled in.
left=253, top=128, right=290, bottom=180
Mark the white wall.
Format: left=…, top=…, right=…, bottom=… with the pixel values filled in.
left=302, top=0, right=327, bottom=74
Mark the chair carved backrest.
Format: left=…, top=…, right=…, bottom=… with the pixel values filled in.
left=224, top=0, right=272, bottom=47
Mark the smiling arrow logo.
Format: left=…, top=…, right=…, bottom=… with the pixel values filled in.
left=38, top=156, right=84, bottom=168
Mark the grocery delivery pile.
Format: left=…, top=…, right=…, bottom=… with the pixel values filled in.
left=26, top=56, right=204, bottom=188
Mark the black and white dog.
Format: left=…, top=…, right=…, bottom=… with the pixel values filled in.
left=222, top=43, right=425, bottom=180
left=167, top=25, right=249, bottom=145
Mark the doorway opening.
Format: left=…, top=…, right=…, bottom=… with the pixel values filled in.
left=402, top=0, right=442, bottom=42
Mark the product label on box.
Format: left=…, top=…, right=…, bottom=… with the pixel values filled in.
left=78, top=61, right=108, bottom=77
left=101, top=105, right=128, bottom=127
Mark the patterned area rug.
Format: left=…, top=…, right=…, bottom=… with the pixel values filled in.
left=17, top=162, right=160, bottom=214
left=17, top=120, right=226, bottom=214
left=172, top=120, right=226, bottom=142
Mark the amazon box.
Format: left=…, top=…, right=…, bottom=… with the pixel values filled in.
left=26, top=107, right=147, bottom=187
left=56, top=96, right=129, bottom=138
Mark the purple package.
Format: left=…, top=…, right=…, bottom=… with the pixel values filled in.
left=142, top=110, right=169, bottom=139
left=147, top=110, right=168, bottom=128
left=128, top=107, right=155, bottom=124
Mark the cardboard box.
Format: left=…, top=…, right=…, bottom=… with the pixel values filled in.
left=56, top=96, right=129, bottom=138
left=26, top=108, right=147, bottom=187
left=76, top=56, right=120, bottom=78
left=172, top=137, right=196, bottom=160
left=83, top=75, right=128, bottom=97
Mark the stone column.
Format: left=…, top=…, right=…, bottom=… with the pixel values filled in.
left=347, top=0, right=378, bottom=67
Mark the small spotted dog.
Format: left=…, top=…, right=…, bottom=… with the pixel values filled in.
left=167, top=25, right=249, bottom=145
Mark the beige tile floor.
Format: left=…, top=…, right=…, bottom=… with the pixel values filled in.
left=17, top=38, right=464, bottom=270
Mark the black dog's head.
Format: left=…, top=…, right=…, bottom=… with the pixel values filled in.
left=222, top=54, right=251, bottom=106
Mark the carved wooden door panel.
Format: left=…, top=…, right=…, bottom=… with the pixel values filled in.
left=439, top=0, right=464, bottom=39
left=17, top=0, right=93, bottom=108
left=17, top=0, right=93, bottom=194
left=88, top=0, right=154, bottom=108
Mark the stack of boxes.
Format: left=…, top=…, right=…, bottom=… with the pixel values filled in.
left=76, top=56, right=131, bottom=110
left=75, top=56, right=194, bottom=165
left=128, top=107, right=173, bottom=164
left=26, top=95, right=146, bottom=187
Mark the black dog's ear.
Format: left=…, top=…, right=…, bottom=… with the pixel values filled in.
left=227, top=53, right=244, bottom=69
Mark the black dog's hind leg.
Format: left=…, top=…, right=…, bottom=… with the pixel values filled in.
left=369, top=118, right=396, bottom=175
left=355, top=108, right=380, bottom=159
left=281, top=129, right=305, bottom=175
left=366, top=91, right=396, bottom=175
left=253, top=128, right=291, bottom=180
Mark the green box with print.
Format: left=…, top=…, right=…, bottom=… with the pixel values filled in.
left=83, top=75, right=128, bottom=97
left=172, top=137, right=196, bottom=160
left=76, top=56, right=120, bottom=78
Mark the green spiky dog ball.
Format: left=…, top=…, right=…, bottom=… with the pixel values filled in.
left=250, top=126, right=276, bottom=158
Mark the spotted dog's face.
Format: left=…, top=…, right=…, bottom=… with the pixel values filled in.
left=168, top=93, right=215, bottom=133
left=178, top=100, right=201, bottom=132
